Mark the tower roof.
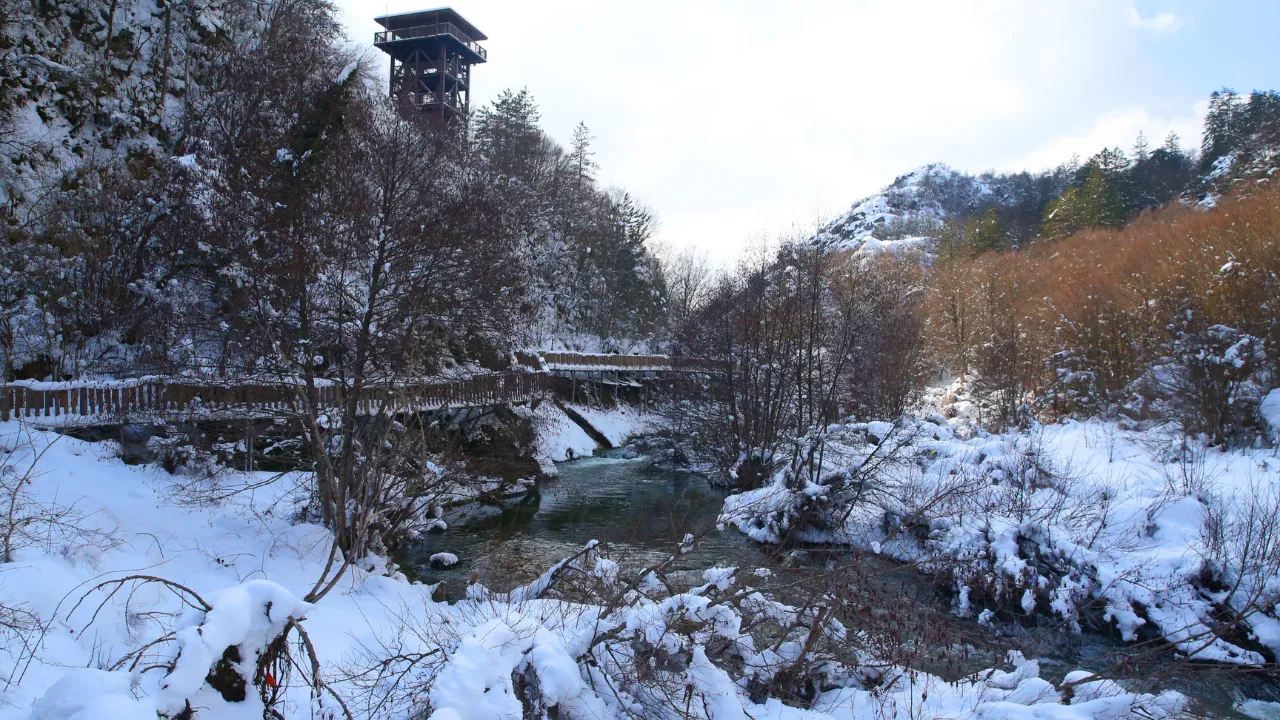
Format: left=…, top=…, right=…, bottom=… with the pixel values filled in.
left=374, top=7, right=487, bottom=41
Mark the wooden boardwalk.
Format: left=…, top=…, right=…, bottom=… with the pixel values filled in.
left=1, top=372, right=550, bottom=424
left=1, top=353, right=702, bottom=424
left=529, top=352, right=715, bottom=373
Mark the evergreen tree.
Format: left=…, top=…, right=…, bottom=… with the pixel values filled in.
left=1245, top=90, right=1280, bottom=146
left=933, top=219, right=967, bottom=264
left=1041, top=184, right=1083, bottom=241
left=966, top=208, right=1005, bottom=255
left=1201, top=88, right=1244, bottom=170
left=1081, top=165, right=1126, bottom=228
left=473, top=88, right=548, bottom=184
left=1132, top=131, right=1151, bottom=162
left=569, top=122, right=597, bottom=191
left=1040, top=166, right=1124, bottom=240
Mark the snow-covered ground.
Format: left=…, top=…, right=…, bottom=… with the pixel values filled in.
left=721, top=392, right=1280, bottom=670
left=514, top=402, right=658, bottom=471
left=0, top=419, right=1196, bottom=719
left=513, top=402, right=599, bottom=468
left=564, top=404, right=656, bottom=448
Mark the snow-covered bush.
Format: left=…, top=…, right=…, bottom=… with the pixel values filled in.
left=49, top=576, right=329, bottom=719
left=342, top=542, right=1188, bottom=720
left=722, top=409, right=1280, bottom=676
left=1169, top=324, right=1267, bottom=446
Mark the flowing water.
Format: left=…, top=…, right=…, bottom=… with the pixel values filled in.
left=405, top=453, right=771, bottom=591
left=401, top=451, right=1277, bottom=718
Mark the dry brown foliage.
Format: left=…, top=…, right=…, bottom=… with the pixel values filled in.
left=923, top=185, right=1280, bottom=427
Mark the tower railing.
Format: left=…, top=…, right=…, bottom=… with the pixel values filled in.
left=374, top=23, right=488, bottom=60
left=392, top=56, right=470, bottom=86
left=396, top=91, right=465, bottom=114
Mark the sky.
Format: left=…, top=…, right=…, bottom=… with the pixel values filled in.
left=337, top=0, right=1280, bottom=262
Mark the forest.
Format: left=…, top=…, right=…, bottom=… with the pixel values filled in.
left=2, top=1, right=1280, bottom=720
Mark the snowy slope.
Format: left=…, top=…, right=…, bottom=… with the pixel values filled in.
left=814, top=164, right=995, bottom=253
left=566, top=404, right=657, bottom=447
left=1, top=1, right=238, bottom=206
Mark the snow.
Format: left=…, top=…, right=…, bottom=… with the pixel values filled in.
left=431, top=552, right=460, bottom=567
left=688, top=646, right=748, bottom=720
left=0, top=419, right=1211, bottom=719
left=160, top=580, right=311, bottom=715
left=427, top=619, right=530, bottom=720
left=336, top=61, right=360, bottom=84
left=512, top=402, right=599, bottom=463
left=1262, top=388, right=1280, bottom=441
left=0, top=422, right=410, bottom=718
left=813, top=163, right=993, bottom=253
left=719, top=387, right=1280, bottom=667
left=31, top=669, right=152, bottom=720
left=509, top=401, right=658, bottom=466
left=1239, top=699, right=1280, bottom=719
left=567, top=403, right=656, bottom=446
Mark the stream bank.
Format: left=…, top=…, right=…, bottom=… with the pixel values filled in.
left=399, top=441, right=1277, bottom=719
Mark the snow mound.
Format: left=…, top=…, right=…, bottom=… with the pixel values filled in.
left=566, top=403, right=657, bottom=446
left=431, top=552, right=460, bottom=567
left=512, top=402, right=599, bottom=463
left=1261, top=388, right=1280, bottom=441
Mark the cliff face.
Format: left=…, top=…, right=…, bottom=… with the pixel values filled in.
left=1, top=0, right=248, bottom=212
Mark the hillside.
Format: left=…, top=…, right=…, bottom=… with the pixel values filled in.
left=812, top=163, right=1062, bottom=253
left=817, top=89, right=1280, bottom=256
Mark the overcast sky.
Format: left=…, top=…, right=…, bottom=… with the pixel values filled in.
left=336, top=0, right=1280, bottom=262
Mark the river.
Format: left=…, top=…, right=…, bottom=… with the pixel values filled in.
left=401, top=452, right=1276, bottom=718
left=405, top=453, right=768, bottom=591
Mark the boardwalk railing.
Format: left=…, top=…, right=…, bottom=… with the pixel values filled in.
left=531, top=352, right=718, bottom=372
left=0, top=372, right=550, bottom=423
left=1, top=353, right=717, bottom=424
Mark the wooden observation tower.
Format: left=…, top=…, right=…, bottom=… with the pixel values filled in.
left=373, top=7, right=487, bottom=122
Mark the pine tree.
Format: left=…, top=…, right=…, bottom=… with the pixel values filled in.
left=1040, top=166, right=1123, bottom=240
left=1201, top=88, right=1243, bottom=170
left=1080, top=165, right=1125, bottom=228
left=933, top=219, right=967, bottom=264
left=966, top=208, right=1005, bottom=255
left=473, top=88, right=547, bottom=184
left=569, top=122, right=597, bottom=191
left=1132, top=131, right=1151, bottom=162
left=1041, top=184, right=1083, bottom=241
left=1130, top=133, right=1194, bottom=208
left=1245, top=90, right=1280, bottom=145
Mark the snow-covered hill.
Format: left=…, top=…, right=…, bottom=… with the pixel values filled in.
left=816, top=165, right=980, bottom=251
left=812, top=163, right=1052, bottom=256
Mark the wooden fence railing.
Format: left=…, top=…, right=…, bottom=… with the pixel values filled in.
left=1, top=372, right=551, bottom=423
left=532, top=352, right=716, bottom=371
left=1, top=353, right=717, bottom=423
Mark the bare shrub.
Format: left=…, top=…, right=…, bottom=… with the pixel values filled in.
left=1158, top=431, right=1225, bottom=497
left=923, top=183, right=1280, bottom=432
left=0, top=426, right=118, bottom=564
left=342, top=538, right=996, bottom=720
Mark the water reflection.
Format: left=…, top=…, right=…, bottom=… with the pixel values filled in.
left=404, top=454, right=767, bottom=591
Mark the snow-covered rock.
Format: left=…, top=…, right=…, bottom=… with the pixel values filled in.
left=814, top=164, right=1010, bottom=254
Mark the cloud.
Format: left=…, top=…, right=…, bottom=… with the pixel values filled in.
left=1129, top=7, right=1186, bottom=35
left=1001, top=102, right=1207, bottom=173
left=341, top=1, right=1228, bottom=259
